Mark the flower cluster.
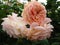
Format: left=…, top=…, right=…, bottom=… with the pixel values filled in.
left=1, top=1, right=53, bottom=41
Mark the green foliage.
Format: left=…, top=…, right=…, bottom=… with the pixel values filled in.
left=0, top=0, right=60, bottom=45
left=52, top=42, right=60, bottom=45
left=46, top=0, right=60, bottom=45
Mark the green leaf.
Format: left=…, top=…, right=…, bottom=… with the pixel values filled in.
left=32, top=39, right=49, bottom=45
left=52, top=42, right=60, bottom=45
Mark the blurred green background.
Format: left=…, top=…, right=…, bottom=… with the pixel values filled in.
left=0, top=0, right=60, bottom=45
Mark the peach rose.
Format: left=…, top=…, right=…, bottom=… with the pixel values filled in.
left=22, top=1, right=46, bottom=26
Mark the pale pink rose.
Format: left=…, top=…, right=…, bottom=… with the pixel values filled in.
left=1, top=13, right=27, bottom=38
left=26, top=22, right=53, bottom=40
left=22, top=1, right=46, bottom=26
left=26, top=18, right=53, bottom=40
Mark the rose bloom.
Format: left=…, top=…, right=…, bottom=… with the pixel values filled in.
left=22, top=1, right=46, bottom=26
left=26, top=18, right=54, bottom=40
left=1, top=13, right=27, bottom=38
